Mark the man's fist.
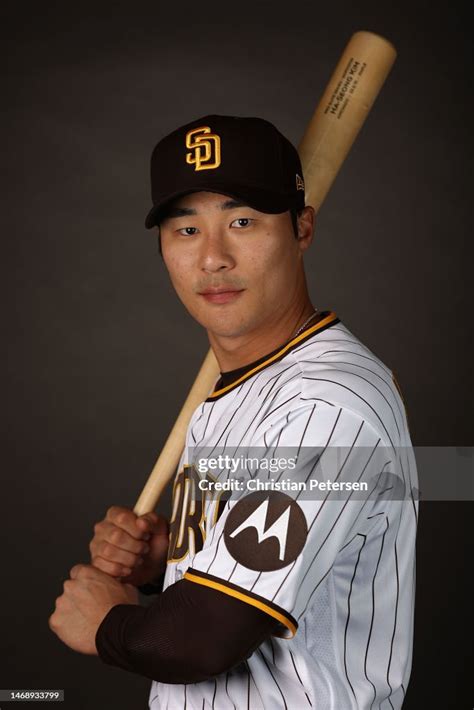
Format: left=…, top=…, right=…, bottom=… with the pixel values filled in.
left=89, top=506, right=169, bottom=587
left=49, top=564, right=138, bottom=654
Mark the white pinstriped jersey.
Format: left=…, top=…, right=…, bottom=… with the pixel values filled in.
left=149, top=311, right=418, bottom=709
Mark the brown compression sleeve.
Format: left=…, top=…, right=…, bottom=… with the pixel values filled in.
left=96, top=578, right=280, bottom=683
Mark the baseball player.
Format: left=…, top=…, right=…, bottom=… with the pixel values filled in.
left=49, top=115, right=418, bottom=709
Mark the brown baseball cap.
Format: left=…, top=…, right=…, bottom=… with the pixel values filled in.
left=144, top=114, right=306, bottom=229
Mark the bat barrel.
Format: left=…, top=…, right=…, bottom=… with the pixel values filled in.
left=299, top=31, right=397, bottom=213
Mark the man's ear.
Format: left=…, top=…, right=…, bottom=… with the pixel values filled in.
left=157, top=227, right=163, bottom=259
left=297, top=206, right=315, bottom=249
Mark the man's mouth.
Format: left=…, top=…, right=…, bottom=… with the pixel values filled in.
left=198, top=287, right=245, bottom=304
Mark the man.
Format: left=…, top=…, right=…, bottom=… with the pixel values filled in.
left=49, top=115, right=418, bottom=709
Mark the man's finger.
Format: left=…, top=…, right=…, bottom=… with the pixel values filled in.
left=63, top=579, right=75, bottom=594
left=53, top=594, right=69, bottom=611
left=91, top=556, right=133, bottom=578
left=69, top=564, right=85, bottom=580
left=98, top=541, right=144, bottom=569
left=100, top=523, right=149, bottom=555
left=69, top=563, right=107, bottom=581
left=48, top=611, right=59, bottom=632
left=105, top=506, right=146, bottom=540
left=136, top=513, right=169, bottom=537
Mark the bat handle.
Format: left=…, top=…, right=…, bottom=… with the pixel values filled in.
left=133, top=348, right=220, bottom=516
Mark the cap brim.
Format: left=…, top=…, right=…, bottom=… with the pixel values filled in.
left=144, top=184, right=294, bottom=229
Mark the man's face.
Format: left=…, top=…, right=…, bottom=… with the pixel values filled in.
left=159, top=191, right=311, bottom=339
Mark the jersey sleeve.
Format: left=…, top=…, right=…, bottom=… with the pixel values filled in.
left=184, top=401, right=403, bottom=638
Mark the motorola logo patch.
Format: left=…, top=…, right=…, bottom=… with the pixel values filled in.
left=224, top=491, right=308, bottom=571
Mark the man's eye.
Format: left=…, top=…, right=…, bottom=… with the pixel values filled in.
left=177, top=227, right=198, bottom=236
left=231, top=218, right=253, bottom=228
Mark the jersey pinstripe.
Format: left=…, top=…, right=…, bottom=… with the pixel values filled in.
left=149, top=311, right=418, bottom=709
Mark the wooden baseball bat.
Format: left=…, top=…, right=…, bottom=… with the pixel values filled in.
left=133, top=30, right=397, bottom=515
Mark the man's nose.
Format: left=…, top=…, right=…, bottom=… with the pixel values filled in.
left=199, top=229, right=236, bottom=273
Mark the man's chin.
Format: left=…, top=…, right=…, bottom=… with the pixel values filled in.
left=189, top=310, right=248, bottom=339
left=203, top=317, right=256, bottom=340
left=207, top=325, right=249, bottom=339
left=186, top=302, right=262, bottom=339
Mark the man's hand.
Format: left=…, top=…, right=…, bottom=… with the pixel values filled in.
left=89, top=506, right=169, bottom=587
left=49, top=564, right=138, bottom=654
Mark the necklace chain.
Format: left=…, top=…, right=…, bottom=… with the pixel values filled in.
left=293, top=309, right=319, bottom=339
